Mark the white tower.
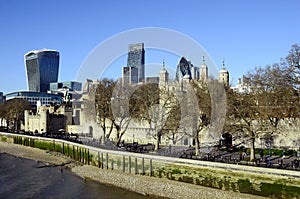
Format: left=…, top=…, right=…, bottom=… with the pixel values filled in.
left=159, top=59, right=169, bottom=88
left=219, top=59, right=229, bottom=87
left=200, top=56, right=208, bottom=82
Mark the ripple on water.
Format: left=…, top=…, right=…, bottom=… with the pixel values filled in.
left=0, top=153, right=155, bottom=199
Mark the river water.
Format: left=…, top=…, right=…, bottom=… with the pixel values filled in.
left=0, top=153, right=155, bottom=199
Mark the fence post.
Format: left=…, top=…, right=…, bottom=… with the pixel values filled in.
left=135, top=157, right=138, bottom=174
left=149, top=159, right=152, bottom=177
left=98, top=152, right=100, bottom=168
left=85, top=148, right=88, bottom=163
left=106, top=153, right=108, bottom=169
left=101, top=153, right=104, bottom=169
left=79, top=148, right=82, bottom=162
left=62, top=143, right=64, bottom=154
left=129, top=156, right=131, bottom=174
left=84, top=148, right=86, bottom=163
left=88, top=149, right=90, bottom=165
left=142, top=158, right=145, bottom=175
left=76, top=146, right=79, bottom=161
left=111, top=159, right=114, bottom=170
left=123, top=156, right=125, bottom=172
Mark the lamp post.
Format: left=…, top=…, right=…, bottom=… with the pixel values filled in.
left=268, top=142, right=271, bottom=167
left=260, top=137, right=263, bottom=160
left=266, top=136, right=273, bottom=167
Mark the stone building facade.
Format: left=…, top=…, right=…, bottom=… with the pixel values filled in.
left=24, top=103, right=73, bottom=134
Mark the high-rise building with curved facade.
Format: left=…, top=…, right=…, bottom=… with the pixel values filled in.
left=25, top=49, right=59, bottom=92
left=175, top=57, right=199, bottom=81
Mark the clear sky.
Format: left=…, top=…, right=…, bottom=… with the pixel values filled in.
left=0, top=0, right=299, bottom=94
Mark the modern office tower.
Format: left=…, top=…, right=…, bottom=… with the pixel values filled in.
left=5, top=91, right=63, bottom=108
left=25, top=49, right=59, bottom=92
left=191, top=65, right=200, bottom=80
left=123, top=43, right=145, bottom=84
left=49, top=81, right=82, bottom=102
left=176, top=57, right=201, bottom=82
left=175, top=57, right=192, bottom=81
left=0, top=92, right=5, bottom=104
left=50, top=81, right=82, bottom=92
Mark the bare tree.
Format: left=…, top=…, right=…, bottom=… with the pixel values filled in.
left=163, top=99, right=182, bottom=145
left=226, top=61, right=299, bottom=161
left=110, top=81, right=137, bottom=146
left=225, top=88, right=258, bottom=160
left=95, top=78, right=116, bottom=143
left=130, top=83, right=176, bottom=151
left=169, top=80, right=209, bottom=157
left=250, top=64, right=299, bottom=148
left=129, top=83, right=159, bottom=120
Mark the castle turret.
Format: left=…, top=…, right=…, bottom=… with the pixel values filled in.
left=200, top=56, right=208, bottom=82
left=159, top=59, right=169, bottom=88
left=24, top=110, right=30, bottom=132
left=219, top=59, right=229, bottom=87
left=39, top=106, right=48, bottom=133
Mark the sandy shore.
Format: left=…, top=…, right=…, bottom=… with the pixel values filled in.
left=0, top=142, right=266, bottom=199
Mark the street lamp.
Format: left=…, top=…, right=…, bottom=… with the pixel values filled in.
left=265, top=136, right=273, bottom=167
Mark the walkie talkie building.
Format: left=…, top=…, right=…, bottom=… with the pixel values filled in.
left=25, top=49, right=59, bottom=92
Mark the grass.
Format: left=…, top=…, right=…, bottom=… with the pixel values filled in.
left=155, top=165, right=300, bottom=198
left=12, top=136, right=93, bottom=164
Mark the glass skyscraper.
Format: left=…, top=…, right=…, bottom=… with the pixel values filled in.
left=0, top=92, right=5, bottom=104
left=175, top=57, right=199, bottom=81
left=25, top=49, right=59, bottom=92
left=123, top=43, right=145, bottom=84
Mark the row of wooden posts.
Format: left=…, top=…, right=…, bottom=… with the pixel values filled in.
left=96, top=152, right=153, bottom=176
left=13, top=136, right=154, bottom=176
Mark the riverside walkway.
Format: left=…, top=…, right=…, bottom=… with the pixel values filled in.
left=1, top=132, right=299, bottom=179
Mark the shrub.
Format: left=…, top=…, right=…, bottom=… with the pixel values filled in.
left=1, top=136, right=7, bottom=142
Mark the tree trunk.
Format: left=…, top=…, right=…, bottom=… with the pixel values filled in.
left=116, top=135, right=122, bottom=146
left=172, top=133, right=176, bottom=145
left=154, top=133, right=161, bottom=151
left=115, top=129, right=126, bottom=146
left=6, top=120, right=9, bottom=131
left=106, top=124, right=114, bottom=141
left=101, top=120, right=106, bottom=144
left=250, top=137, right=255, bottom=161
left=101, top=131, right=105, bottom=144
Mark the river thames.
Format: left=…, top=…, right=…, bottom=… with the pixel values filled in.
left=0, top=153, right=157, bottom=199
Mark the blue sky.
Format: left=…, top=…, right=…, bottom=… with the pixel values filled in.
left=0, top=0, right=299, bottom=94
